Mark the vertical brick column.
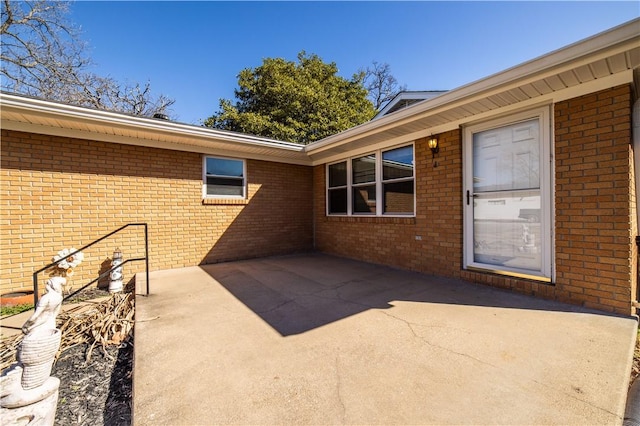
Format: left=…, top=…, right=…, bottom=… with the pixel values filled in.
left=554, top=84, right=634, bottom=314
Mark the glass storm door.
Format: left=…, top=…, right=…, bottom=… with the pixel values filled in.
left=464, top=109, right=551, bottom=280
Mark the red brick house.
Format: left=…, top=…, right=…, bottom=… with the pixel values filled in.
left=2, top=19, right=639, bottom=315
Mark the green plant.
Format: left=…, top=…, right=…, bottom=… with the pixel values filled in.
left=1, top=303, right=34, bottom=317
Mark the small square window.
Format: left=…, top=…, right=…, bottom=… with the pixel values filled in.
left=203, top=156, right=246, bottom=199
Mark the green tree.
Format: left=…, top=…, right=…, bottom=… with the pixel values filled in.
left=205, top=52, right=376, bottom=144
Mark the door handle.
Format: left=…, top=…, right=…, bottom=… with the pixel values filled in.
left=466, top=190, right=476, bottom=205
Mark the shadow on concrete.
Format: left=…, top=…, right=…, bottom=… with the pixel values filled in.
left=200, top=253, right=622, bottom=336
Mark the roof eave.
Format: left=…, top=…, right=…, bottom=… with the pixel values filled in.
left=305, top=18, right=640, bottom=155
left=0, top=92, right=310, bottom=165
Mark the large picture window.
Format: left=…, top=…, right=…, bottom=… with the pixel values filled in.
left=326, top=144, right=414, bottom=216
left=463, top=107, right=552, bottom=281
left=203, top=156, right=246, bottom=199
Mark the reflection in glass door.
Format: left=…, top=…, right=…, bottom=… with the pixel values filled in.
left=464, top=111, right=551, bottom=280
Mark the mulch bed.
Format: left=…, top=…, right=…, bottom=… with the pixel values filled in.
left=52, top=335, right=133, bottom=425
left=1, top=285, right=135, bottom=425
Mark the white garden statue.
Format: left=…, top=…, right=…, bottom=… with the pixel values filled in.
left=0, top=276, right=66, bottom=426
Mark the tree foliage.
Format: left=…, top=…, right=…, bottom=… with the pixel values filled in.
left=205, top=52, right=376, bottom=144
left=362, top=61, right=407, bottom=111
left=1, top=0, right=174, bottom=117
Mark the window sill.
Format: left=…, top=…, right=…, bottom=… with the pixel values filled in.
left=202, top=198, right=248, bottom=205
left=464, top=266, right=552, bottom=283
left=324, top=215, right=416, bottom=224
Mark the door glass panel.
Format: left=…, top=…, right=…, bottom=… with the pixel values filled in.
left=471, top=118, right=542, bottom=273
left=473, top=190, right=541, bottom=272
left=473, top=120, right=539, bottom=192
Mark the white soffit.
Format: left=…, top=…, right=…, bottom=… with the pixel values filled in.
left=0, top=93, right=310, bottom=166
left=305, top=18, right=640, bottom=165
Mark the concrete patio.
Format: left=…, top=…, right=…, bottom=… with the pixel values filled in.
left=133, top=253, right=637, bottom=425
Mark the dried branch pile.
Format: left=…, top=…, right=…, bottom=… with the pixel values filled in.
left=632, top=333, right=640, bottom=388
left=1, top=292, right=134, bottom=372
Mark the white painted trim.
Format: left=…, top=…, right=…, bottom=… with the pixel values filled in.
left=202, top=155, right=247, bottom=200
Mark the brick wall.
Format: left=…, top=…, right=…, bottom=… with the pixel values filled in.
left=2, top=84, right=635, bottom=314
left=0, top=130, right=313, bottom=295
left=314, top=85, right=636, bottom=315
left=553, top=84, right=635, bottom=314
left=314, top=129, right=463, bottom=277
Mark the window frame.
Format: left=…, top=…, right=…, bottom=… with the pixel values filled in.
left=327, top=161, right=349, bottom=215
left=326, top=143, right=415, bottom=217
left=351, top=153, right=378, bottom=215
left=202, top=155, right=247, bottom=200
left=462, top=106, right=553, bottom=282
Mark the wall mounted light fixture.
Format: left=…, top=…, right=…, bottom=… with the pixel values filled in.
left=428, top=136, right=439, bottom=167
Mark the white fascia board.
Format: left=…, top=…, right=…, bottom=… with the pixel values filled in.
left=305, top=18, right=640, bottom=155
left=0, top=92, right=305, bottom=153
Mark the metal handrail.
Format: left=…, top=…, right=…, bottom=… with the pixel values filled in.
left=32, top=223, right=149, bottom=306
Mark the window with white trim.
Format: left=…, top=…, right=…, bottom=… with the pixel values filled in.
left=327, top=144, right=414, bottom=216
left=203, top=156, right=246, bottom=198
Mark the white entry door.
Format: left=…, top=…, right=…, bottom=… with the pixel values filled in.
left=463, top=108, right=552, bottom=281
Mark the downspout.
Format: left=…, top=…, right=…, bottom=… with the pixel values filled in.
left=312, top=165, right=316, bottom=251
left=627, top=68, right=640, bottom=426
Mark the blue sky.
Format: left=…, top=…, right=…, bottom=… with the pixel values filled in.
left=70, top=1, right=639, bottom=125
